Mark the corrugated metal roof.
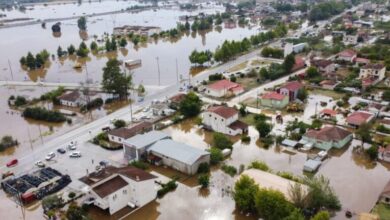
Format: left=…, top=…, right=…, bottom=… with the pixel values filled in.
left=123, top=131, right=170, bottom=149
left=148, top=139, right=209, bottom=165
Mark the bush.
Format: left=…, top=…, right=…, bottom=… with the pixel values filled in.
left=0, top=136, right=18, bottom=151
left=221, top=164, right=237, bottom=177
left=157, top=180, right=178, bottom=198
left=366, top=145, right=378, bottom=160
left=213, top=132, right=233, bottom=149
left=249, top=160, right=269, bottom=171
left=198, top=174, right=210, bottom=188
left=208, top=147, right=224, bottom=165
left=113, top=119, right=126, bottom=128
left=208, top=73, right=224, bottom=81
left=377, top=125, right=390, bottom=134
left=68, top=192, right=76, bottom=199
left=241, top=135, right=251, bottom=143
left=23, top=107, right=66, bottom=122
left=84, top=97, right=103, bottom=111
left=130, top=161, right=149, bottom=170
left=197, top=162, right=210, bottom=173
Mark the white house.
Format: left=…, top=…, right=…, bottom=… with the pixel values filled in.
left=80, top=166, right=158, bottom=215
left=343, top=35, right=358, bottom=45
left=107, top=122, right=153, bottom=144
left=359, top=63, right=386, bottom=83
left=206, top=79, right=244, bottom=98
left=58, top=90, right=84, bottom=107
left=337, top=49, right=357, bottom=62
left=202, top=105, right=248, bottom=136
left=284, top=43, right=307, bottom=57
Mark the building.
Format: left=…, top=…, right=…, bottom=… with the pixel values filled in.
left=147, top=139, right=210, bottom=175
left=260, top=92, right=289, bottom=109
left=343, top=34, right=358, bottom=45
left=366, top=102, right=385, bottom=117
left=337, top=49, right=357, bottom=62
left=79, top=166, right=158, bottom=215
left=277, top=81, right=304, bottom=101
left=239, top=169, right=308, bottom=202
left=150, top=102, right=175, bottom=116
left=58, top=90, right=84, bottom=107
left=107, top=122, right=153, bottom=144
left=320, top=80, right=339, bottom=90
left=359, top=63, right=386, bottom=85
left=284, top=43, right=307, bottom=57
left=311, top=59, right=336, bottom=74
left=379, top=179, right=390, bottom=205
left=202, top=105, right=248, bottom=136
left=379, top=145, right=390, bottom=163
left=206, top=79, right=244, bottom=98
left=113, top=25, right=161, bottom=37
left=291, top=56, right=306, bottom=72
left=320, top=109, right=337, bottom=119
left=303, top=159, right=322, bottom=172
left=302, top=126, right=353, bottom=151
left=169, top=93, right=186, bottom=109
left=123, top=131, right=170, bottom=161
left=346, top=111, right=375, bottom=127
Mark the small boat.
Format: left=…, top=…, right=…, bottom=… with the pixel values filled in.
left=73, top=62, right=82, bottom=69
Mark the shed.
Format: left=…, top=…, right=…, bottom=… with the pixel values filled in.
left=303, top=159, right=321, bottom=172
left=281, top=139, right=298, bottom=148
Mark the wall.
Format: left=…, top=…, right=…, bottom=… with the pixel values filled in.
left=202, top=112, right=238, bottom=135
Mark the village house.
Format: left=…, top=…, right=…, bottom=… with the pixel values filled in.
left=319, top=80, right=339, bottom=90
left=291, top=56, right=306, bottom=72
left=147, top=139, right=210, bottom=175
left=284, top=42, right=307, bottom=57
left=58, top=90, right=84, bottom=107
left=311, top=59, right=336, bottom=74
left=168, top=93, right=186, bottom=109
left=346, top=111, right=375, bottom=127
left=260, top=92, right=289, bottom=109
left=301, top=126, right=353, bottom=151
left=107, top=121, right=153, bottom=144
left=150, top=102, right=175, bottom=116
left=79, top=166, right=158, bottom=215
left=343, top=34, right=358, bottom=45
left=202, top=105, right=248, bottom=136
left=277, top=81, right=304, bottom=102
left=336, top=49, right=357, bottom=63
left=365, top=102, right=386, bottom=117
left=320, top=109, right=337, bottom=119
left=359, top=63, right=386, bottom=86
left=205, top=79, right=244, bottom=98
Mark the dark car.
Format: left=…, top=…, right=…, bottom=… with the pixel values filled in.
left=99, top=160, right=109, bottom=167
left=57, top=148, right=66, bottom=154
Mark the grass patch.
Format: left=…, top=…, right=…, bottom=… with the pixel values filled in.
left=308, top=88, right=344, bottom=100
left=228, top=61, right=248, bottom=72
left=372, top=203, right=390, bottom=220
left=239, top=113, right=258, bottom=126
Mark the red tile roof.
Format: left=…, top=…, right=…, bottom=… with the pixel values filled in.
left=292, top=57, right=305, bottom=72
left=261, top=92, right=286, bottom=101
left=312, top=59, right=333, bottom=68
left=355, top=57, right=370, bottom=64
left=338, top=49, right=357, bottom=58
left=169, top=93, right=186, bottom=103
left=207, top=106, right=238, bottom=119
left=321, top=109, right=337, bottom=116
left=58, top=90, right=81, bottom=102
left=305, top=126, right=352, bottom=142
left=228, top=120, right=248, bottom=131
left=346, top=111, right=374, bottom=126
left=208, top=79, right=243, bottom=91
left=361, top=63, right=385, bottom=70
left=280, top=81, right=303, bottom=92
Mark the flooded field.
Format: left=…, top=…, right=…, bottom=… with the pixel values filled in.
left=0, top=2, right=258, bottom=86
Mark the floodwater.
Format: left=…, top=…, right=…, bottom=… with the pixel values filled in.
left=0, top=1, right=258, bottom=86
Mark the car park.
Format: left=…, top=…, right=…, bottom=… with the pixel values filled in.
left=57, top=148, right=66, bottom=154
left=6, top=159, right=18, bottom=167
left=45, top=152, right=56, bottom=161
left=35, top=160, right=45, bottom=168
left=69, top=151, right=81, bottom=158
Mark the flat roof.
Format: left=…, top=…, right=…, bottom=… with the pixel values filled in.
left=240, top=169, right=308, bottom=202
left=123, top=131, right=170, bottom=149
left=148, top=139, right=209, bottom=165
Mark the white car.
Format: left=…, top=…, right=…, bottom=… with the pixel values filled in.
left=68, top=143, right=77, bottom=150
left=35, top=160, right=45, bottom=168
left=69, top=151, right=81, bottom=158
left=45, top=152, right=56, bottom=161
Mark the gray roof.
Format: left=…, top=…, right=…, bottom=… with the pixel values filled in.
left=303, top=159, right=321, bottom=172
left=148, top=139, right=210, bottom=165
left=281, top=139, right=298, bottom=148
left=123, top=131, right=170, bottom=149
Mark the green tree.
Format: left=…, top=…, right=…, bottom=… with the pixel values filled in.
left=366, top=145, right=378, bottom=160
left=66, top=204, right=86, bottom=220
left=259, top=67, right=269, bottom=79
left=213, top=132, right=233, bottom=149
left=113, top=119, right=126, bottom=128
left=77, top=42, right=89, bottom=57
left=208, top=147, right=223, bottom=165
left=119, top=38, right=128, bottom=47
left=57, top=46, right=64, bottom=57
left=297, top=88, right=308, bottom=101
left=137, top=84, right=145, bottom=95
left=77, top=16, right=87, bottom=30
left=111, top=37, right=117, bottom=50
left=20, top=56, right=26, bottom=66
left=382, top=90, right=390, bottom=101
left=90, top=41, right=98, bottom=51
left=67, top=44, right=76, bottom=55
left=284, top=54, right=296, bottom=73
left=311, top=119, right=322, bottom=130
left=255, top=188, right=294, bottom=220
left=306, top=66, right=320, bottom=78
left=102, top=59, right=132, bottom=99
left=35, top=53, right=44, bottom=68
left=311, top=211, right=330, bottom=220
left=256, top=120, right=272, bottom=138
left=356, top=123, right=372, bottom=144
left=305, top=175, right=341, bottom=211
left=198, top=174, right=210, bottom=188
left=26, top=52, right=36, bottom=69
left=233, top=175, right=259, bottom=213
left=179, top=92, right=202, bottom=117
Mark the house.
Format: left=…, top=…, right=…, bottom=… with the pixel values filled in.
left=58, top=90, right=84, bottom=107
left=123, top=131, right=171, bottom=161
left=147, top=139, right=210, bottom=175
left=79, top=166, right=157, bottom=215
left=260, top=92, right=289, bottom=109
left=239, top=169, right=308, bottom=202
left=320, top=109, right=337, bottom=119
left=206, top=79, right=244, bottom=98
left=379, top=179, right=390, bottom=205
left=277, top=81, right=304, bottom=101
left=343, top=34, right=358, bottom=45
left=311, top=59, right=336, bottom=74
left=379, top=145, right=390, bottom=163
left=301, top=126, right=353, bottom=151
left=337, top=49, right=357, bottom=63
left=107, top=122, right=153, bottom=144
left=169, top=93, right=186, bottom=109
left=291, top=56, right=306, bottom=72
left=320, top=80, right=339, bottom=90
left=366, top=102, right=385, bottom=117
left=355, top=57, right=370, bottom=66
left=359, top=63, right=386, bottom=85
left=381, top=118, right=390, bottom=129
left=202, top=105, right=248, bottom=136
left=150, top=102, right=175, bottom=116
left=284, top=43, right=307, bottom=57
left=346, top=111, right=375, bottom=127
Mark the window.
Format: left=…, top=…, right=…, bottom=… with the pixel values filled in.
left=221, top=119, right=224, bottom=122
left=123, top=189, right=127, bottom=194
left=215, top=117, right=217, bottom=120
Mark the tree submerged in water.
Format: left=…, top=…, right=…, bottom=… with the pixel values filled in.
left=101, top=59, right=132, bottom=100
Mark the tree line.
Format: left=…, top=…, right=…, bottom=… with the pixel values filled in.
left=20, top=50, right=50, bottom=70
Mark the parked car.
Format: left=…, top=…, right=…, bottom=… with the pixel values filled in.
left=69, top=151, right=81, bottom=158
left=35, top=160, right=45, bottom=168
left=99, top=160, right=110, bottom=167
left=2, top=171, right=14, bottom=179
left=57, top=148, right=66, bottom=154
left=45, top=152, right=56, bottom=161
left=6, top=159, right=18, bottom=167
left=68, top=144, right=77, bottom=150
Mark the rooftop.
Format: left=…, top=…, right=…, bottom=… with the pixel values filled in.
left=123, top=131, right=170, bottom=149
left=338, top=49, right=357, bottom=57
left=261, top=92, right=286, bottom=101
left=107, top=122, right=152, bottom=139
left=304, top=126, right=352, bottom=142
left=346, top=111, right=374, bottom=126
left=58, top=90, right=81, bottom=102
left=148, top=139, right=209, bottom=165
left=320, top=109, right=337, bottom=116
left=206, top=106, right=238, bottom=119
left=228, top=120, right=248, bottom=131
left=280, top=81, right=303, bottom=92
left=361, top=63, right=385, bottom=70
left=312, top=59, right=333, bottom=68
left=207, top=79, right=242, bottom=91
left=92, top=175, right=128, bottom=198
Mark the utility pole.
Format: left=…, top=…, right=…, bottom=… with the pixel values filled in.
left=175, top=58, right=179, bottom=84
left=8, top=59, right=14, bottom=80
left=156, top=57, right=161, bottom=86
left=38, top=125, right=44, bottom=145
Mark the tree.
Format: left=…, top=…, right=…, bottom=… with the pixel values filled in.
left=119, top=38, right=127, bottom=47
left=356, top=123, right=372, bottom=144
left=311, top=211, right=330, bottom=220
left=208, top=147, right=223, bottom=165
left=233, top=175, right=259, bottom=213
left=111, top=37, right=117, bottom=50
left=26, top=52, right=36, bottom=69
left=67, top=44, right=76, bottom=55
left=297, top=88, right=308, bottom=101
left=137, top=84, right=145, bottom=95
left=77, top=16, right=87, bottom=30
left=306, top=66, right=320, bottom=78
left=259, top=67, right=269, bottom=79
left=57, top=46, right=64, bottom=57
left=76, top=42, right=89, bottom=57
left=198, top=174, right=210, bottom=188
left=255, top=188, right=294, bottom=220
left=20, top=56, right=26, bottom=66
left=256, top=120, right=272, bottom=138
left=383, top=90, right=390, bottom=101
left=288, top=183, right=307, bottom=209
left=213, top=132, right=233, bottom=149
left=239, top=104, right=247, bottom=116
left=305, top=175, right=341, bottom=211
left=179, top=92, right=202, bottom=117
left=66, top=204, right=86, bottom=220
left=311, top=119, right=323, bottom=130
left=366, top=145, right=378, bottom=160
left=90, top=41, right=98, bottom=51
left=284, top=54, right=296, bottom=73
left=35, top=53, right=44, bottom=68
left=113, top=119, right=126, bottom=128
left=102, top=59, right=132, bottom=99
